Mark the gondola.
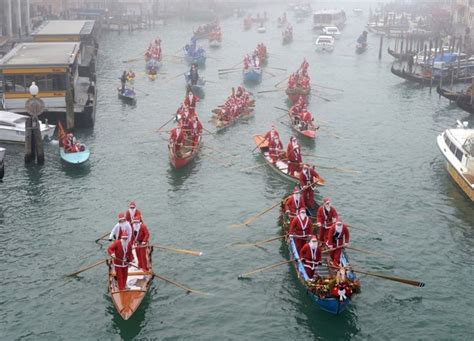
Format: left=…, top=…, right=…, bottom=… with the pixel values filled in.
left=107, top=246, right=154, bottom=320
left=253, top=134, right=325, bottom=185
left=436, top=86, right=474, bottom=103
left=391, top=65, right=474, bottom=85
left=279, top=208, right=359, bottom=314
left=168, top=134, right=203, bottom=169
left=286, top=86, right=310, bottom=104
left=387, top=47, right=415, bottom=61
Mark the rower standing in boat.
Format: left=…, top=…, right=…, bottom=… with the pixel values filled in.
left=132, top=217, right=150, bottom=271
left=263, top=125, right=280, bottom=143
left=109, top=213, right=133, bottom=242
left=287, top=136, right=302, bottom=176
left=289, top=208, right=312, bottom=253
left=326, top=220, right=350, bottom=267
left=184, top=90, right=199, bottom=116
left=299, top=109, right=314, bottom=131
left=108, top=231, right=134, bottom=291
left=170, top=125, right=185, bottom=155
left=299, top=164, right=322, bottom=216
left=189, top=64, right=199, bottom=85
left=284, top=185, right=306, bottom=219
left=317, top=197, right=339, bottom=244
left=125, top=201, right=143, bottom=224
left=190, top=116, right=202, bottom=146
left=269, top=135, right=283, bottom=163
left=120, top=71, right=127, bottom=93
left=300, top=235, right=322, bottom=280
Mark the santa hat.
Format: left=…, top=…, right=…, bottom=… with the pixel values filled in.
left=299, top=208, right=306, bottom=214
left=323, top=197, right=330, bottom=204
left=310, top=235, right=318, bottom=242
left=129, top=201, right=136, bottom=208
left=293, top=186, right=300, bottom=194
left=118, top=213, right=126, bottom=221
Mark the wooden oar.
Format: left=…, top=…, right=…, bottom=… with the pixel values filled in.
left=314, top=164, right=361, bottom=174
left=311, top=93, right=331, bottom=102
left=311, top=83, right=344, bottom=92
left=218, top=69, right=240, bottom=75
left=268, top=66, right=287, bottom=71
left=95, top=232, right=109, bottom=243
left=150, top=244, right=203, bottom=256
left=328, top=264, right=425, bottom=287
left=230, top=180, right=319, bottom=228
left=134, top=88, right=150, bottom=96
left=66, top=259, right=107, bottom=277
left=234, top=235, right=285, bottom=248
left=263, top=70, right=276, bottom=77
left=202, top=152, right=232, bottom=167
left=218, top=60, right=243, bottom=71
left=274, top=106, right=288, bottom=112
left=128, top=262, right=209, bottom=295
left=238, top=259, right=294, bottom=279
left=347, top=224, right=382, bottom=236
left=155, top=116, right=176, bottom=133
left=346, top=246, right=393, bottom=259
left=239, top=163, right=267, bottom=172
left=258, top=89, right=283, bottom=94
left=300, top=153, right=334, bottom=160
left=166, top=72, right=185, bottom=81
left=274, top=76, right=288, bottom=88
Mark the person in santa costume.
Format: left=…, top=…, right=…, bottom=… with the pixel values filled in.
left=263, top=124, right=280, bottom=143
left=169, top=125, right=185, bottom=155
left=109, top=213, right=132, bottom=242
left=287, top=136, right=302, bottom=176
left=299, top=164, right=321, bottom=215
left=326, top=220, right=350, bottom=266
left=132, top=217, right=150, bottom=271
left=190, top=115, right=203, bottom=146
left=299, top=110, right=314, bottom=131
left=268, top=135, right=283, bottom=163
left=317, top=197, right=339, bottom=244
left=284, top=185, right=306, bottom=218
left=289, top=207, right=312, bottom=253
left=184, top=90, right=199, bottom=116
left=125, top=201, right=143, bottom=224
left=108, top=231, right=134, bottom=291
left=300, top=235, right=322, bottom=279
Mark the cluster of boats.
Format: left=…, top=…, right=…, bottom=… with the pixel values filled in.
left=242, top=43, right=267, bottom=84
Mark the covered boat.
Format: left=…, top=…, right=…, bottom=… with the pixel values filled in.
left=0, top=111, right=55, bottom=143
left=107, top=246, right=154, bottom=320
left=168, top=134, right=202, bottom=169
left=253, top=134, right=325, bottom=185
left=280, top=209, right=359, bottom=314
left=315, top=35, right=335, bottom=52
left=437, top=121, right=474, bottom=201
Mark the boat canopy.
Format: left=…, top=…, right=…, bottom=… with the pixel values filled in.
left=434, top=53, right=458, bottom=63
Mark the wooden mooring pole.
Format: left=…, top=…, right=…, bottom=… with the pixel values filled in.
left=378, top=35, right=383, bottom=60
left=25, top=82, right=45, bottom=165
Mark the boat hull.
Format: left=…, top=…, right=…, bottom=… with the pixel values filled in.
left=391, top=65, right=474, bottom=85
left=243, top=68, right=262, bottom=83
left=0, top=147, right=4, bottom=179
left=168, top=136, right=202, bottom=169
left=60, top=147, right=90, bottom=165
left=184, top=54, right=206, bottom=67
left=118, top=88, right=136, bottom=103
left=286, top=87, right=310, bottom=104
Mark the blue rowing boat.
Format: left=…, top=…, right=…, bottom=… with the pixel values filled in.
left=146, top=58, right=162, bottom=71
left=184, top=52, right=207, bottom=67
left=60, top=146, right=90, bottom=165
left=184, top=73, right=205, bottom=97
left=117, top=87, right=136, bottom=103
left=288, top=236, right=356, bottom=314
left=243, top=67, right=262, bottom=83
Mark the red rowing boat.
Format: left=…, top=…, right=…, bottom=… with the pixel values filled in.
left=168, top=135, right=202, bottom=169
left=288, top=112, right=317, bottom=139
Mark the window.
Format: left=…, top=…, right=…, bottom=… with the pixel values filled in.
left=455, top=148, right=463, bottom=161
left=449, top=142, right=456, bottom=154
left=47, top=74, right=67, bottom=91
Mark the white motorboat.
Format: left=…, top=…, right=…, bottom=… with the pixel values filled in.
left=258, top=26, right=266, bottom=33
left=315, top=35, right=335, bottom=52
left=321, top=26, right=341, bottom=39
left=353, top=8, right=363, bottom=16
left=0, top=111, right=55, bottom=143
left=437, top=121, right=474, bottom=201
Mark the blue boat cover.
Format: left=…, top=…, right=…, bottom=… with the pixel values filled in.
left=434, top=53, right=458, bottom=63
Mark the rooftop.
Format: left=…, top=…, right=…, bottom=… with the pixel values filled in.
left=0, top=43, right=80, bottom=67
left=32, top=20, right=95, bottom=36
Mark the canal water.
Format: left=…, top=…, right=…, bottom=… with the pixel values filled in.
left=1, top=1, right=473, bottom=340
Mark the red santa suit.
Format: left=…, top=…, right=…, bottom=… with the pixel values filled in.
left=287, top=138, right=302, bottom=176
left=300, top=237, right=322, bottom=279
left=263, top=127, right=280, bottom=143
left=125, top=203, right=143, bottom=224
left=269, top=137, right=283, bottom=162
left=108, top=236, right=134, bottom=291
left=132, top=220, right=150, bottom=271
left=299, top=166, right=321, bottom=209
left=317, top=198, right=339, bottom=243
left=299, top=110, right=313, bottom=127
left=170, top=126, right=185, bottom=154
left=284, top=188, right=305, bottom=218
left=289, top=209, right=312, bottom=253
left=109, top=214, right=133, bottom=242
left=190, top=118, right=203, bottom=145
left=184, top=93, right=199, bottom=115
left=326, top=222, right=350, bottom=266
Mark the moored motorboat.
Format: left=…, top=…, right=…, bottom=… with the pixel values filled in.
left=0, top=111, right=55, bottom=143
left=253, top=134, right=325, bottom=185
left=437, top=121, right=474, bottom=201
left=107, top=245, right=154, bottom=320
left=315, top=35, right=335, bottom=52
left=321, top=26, right=341, bottom=39
left=257, top=25, right=266, bottom=33
left=0, top=147, right=5, bottom=179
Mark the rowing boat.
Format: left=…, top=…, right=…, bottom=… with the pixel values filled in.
left=118, top=87, right=137, bottom=103
left=210, top=107, right=254, bottom=132
left=168, top=134, right=203, bottom=169
left=243, top=66, right=262, bottom=83
left=279, top=208, right=359, bottom=314
left=436, top=86, right=474, bottom=103
left=391, top=64, right=474, bottom=85
left=107, top=246, right=154, bottom=320
left=253, top=134, right=325, bottom=185
left=60, top=146, right=90, bottom=165
left=288, top=112, right=317, bottom=139
left=286, top=86, right=310, bottom=104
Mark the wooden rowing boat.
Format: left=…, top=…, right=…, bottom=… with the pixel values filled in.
left=387, top=47, right=415, bottom=61
left=279, top=208, right=359, bottom=314
left=243, top=67, right=262, bottom=83
left=107, top=246, right=154, bottom=320
left=288, top=113, right=317, bottom=139
left=168, top=134, right=203, bottom=169
left=210, top=107, right=254, bottom=132
left=253, top=134, right=325, bottom=185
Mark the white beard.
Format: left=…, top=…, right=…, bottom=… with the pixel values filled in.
left=121, top=239, right=128, bottom=249
left=129, top=208, right=136, bottom=218
left=336, top=226, right=343, bottom=233
left=300, top=213, right=306, bottom=220
left=310, top=242, right=317, bottom=250
left=133, top=223, right=141, bottom=233
left=294, top=194, right=300, bottom=202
